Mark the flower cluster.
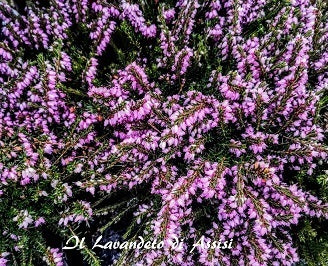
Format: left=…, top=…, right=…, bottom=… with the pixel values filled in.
left=43, top=248, right=64, bottom=266
left=0, top=0, right=327, bottom=265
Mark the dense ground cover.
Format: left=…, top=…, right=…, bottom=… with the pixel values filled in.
left=0, top=0, right=328, bottom=265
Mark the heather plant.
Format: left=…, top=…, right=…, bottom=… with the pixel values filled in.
left=0, top=0, right=328, bottom=266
